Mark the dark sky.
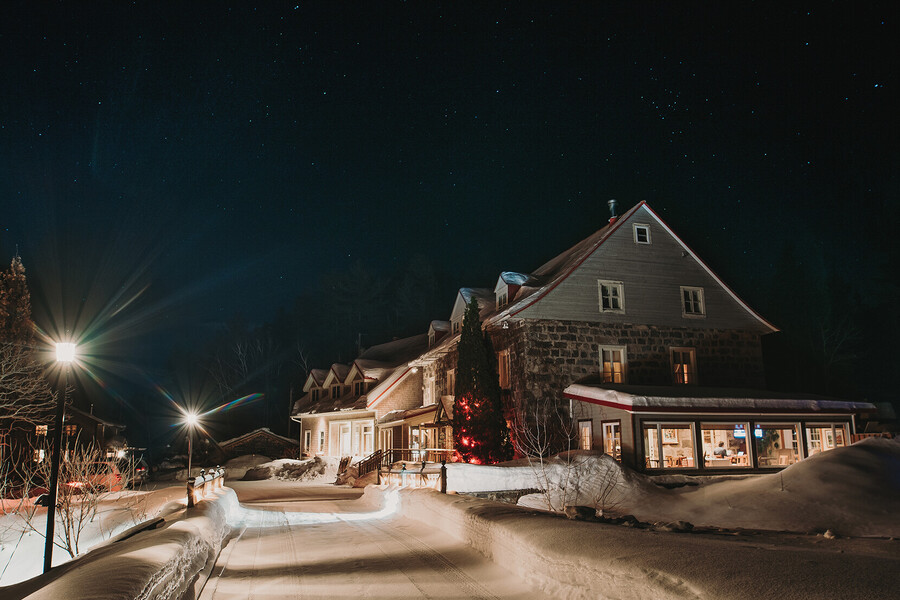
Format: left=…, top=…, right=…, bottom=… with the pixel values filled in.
left=1, top=3, right=896, bottom=437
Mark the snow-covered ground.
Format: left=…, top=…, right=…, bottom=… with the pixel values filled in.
left=0, top=439, right=897, bottom=599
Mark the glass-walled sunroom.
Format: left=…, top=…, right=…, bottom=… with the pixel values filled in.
left=641, top=419, right=852, bottom=471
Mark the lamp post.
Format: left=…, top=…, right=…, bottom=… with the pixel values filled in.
left=184, top=411, right=198, bottom=508
left=44, top=342, right=76, bottom=573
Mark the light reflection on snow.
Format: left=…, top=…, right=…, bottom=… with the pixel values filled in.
left=233, top=489, right=400, bottom=527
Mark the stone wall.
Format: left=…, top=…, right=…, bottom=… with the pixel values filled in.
left=489, top=318, right=766, bottom=414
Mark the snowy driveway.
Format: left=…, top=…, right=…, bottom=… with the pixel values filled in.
left=200, top=482, right=545, bottom=599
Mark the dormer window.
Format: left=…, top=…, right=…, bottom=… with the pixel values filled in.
left=633, top=224, right=651, bottom=244
left=311, top=389, right=320, bottom=402
left=497, top=291, right=508, bottom=308
left=354, top=381, right=366, bottom=395
left=331, top=385, right=341, bottom=399
left=452, top=320, right=461, bottom=334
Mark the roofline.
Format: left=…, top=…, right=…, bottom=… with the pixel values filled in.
left=367, top=366, right=414, bottom=409
left=564, top=392, right=865, bottom=415
left=292, top=408, right=375, bottom=421
left=641, top=203, right=779, bottom=333
left=506, top=202, right=640, bottom=318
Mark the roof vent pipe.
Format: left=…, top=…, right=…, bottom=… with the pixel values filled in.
left=607, top=199, right=618, bottom=224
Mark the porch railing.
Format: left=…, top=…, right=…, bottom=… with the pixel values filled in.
left=356, top=449, right=383, bottom=478
left=380, top=448, right=455, bottom=466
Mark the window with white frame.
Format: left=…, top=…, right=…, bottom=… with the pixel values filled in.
left=318, top=430, right=325, bottom=452
left=598, top=280, right=625, bottom=313
left=497, top=291, right=508, bottom=308
left=633, top=224, right=651, bottom=244
left=354, top=380, right=366, bottom=395
left=680, top=286, right=705, bottom=317
left=671, top=347, right=697, bottom=385
left=303, top=429, right=311, bottom=451
left=452, top=320, right=461, bottom=334
left=497, top=349, right=511, bottom=389
left=599, top=345, right=627, bottom=383
left=35, top=425, right=48, bottom=436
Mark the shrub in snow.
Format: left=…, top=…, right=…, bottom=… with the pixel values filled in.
left=241, top=457, right=326, bottom=481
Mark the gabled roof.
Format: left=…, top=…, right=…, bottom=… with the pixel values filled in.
left=494, top=271, right=539, bottom=292
left=564, top=380, right=876, bottom=414
left=486, top=201, right=777, bottom=332
left=217, top=427, right=299, bottom=449
left=429, top=320, right=451, bottom=334
left=322, top=364, right=351, bottom=388
left=450, top=288, right=495, bottom=323
left=302, top=369, right=328, bottom=392
left=293, top=334, right=429, bottom=417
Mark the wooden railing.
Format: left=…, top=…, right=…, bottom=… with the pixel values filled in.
left=380, top=448, right=455, bottom=467
left=356, top=449, right=383, bottom=478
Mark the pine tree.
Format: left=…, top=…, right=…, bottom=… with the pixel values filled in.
left=0, top=254, right=35, bottom=345
left=452, top=298, right=512, bottom=464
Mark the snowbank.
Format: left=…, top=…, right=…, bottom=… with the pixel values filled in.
left=1, top=488, right=238, bottom=600
left=240, top=456, right=331, bottom=482
left=511, top=438, right=900, bottom=537
left=222, top=454, right=272, bottom=480
left=398, top=485, right=900, bottom=600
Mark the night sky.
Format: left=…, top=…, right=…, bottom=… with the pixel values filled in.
left=1, top=4, right=896, bottom=444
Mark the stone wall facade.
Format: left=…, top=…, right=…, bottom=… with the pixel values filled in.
left=489, top=318, right=766, bottom=415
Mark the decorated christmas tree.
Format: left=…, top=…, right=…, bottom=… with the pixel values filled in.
left=452, top=298, right=512, bottom=464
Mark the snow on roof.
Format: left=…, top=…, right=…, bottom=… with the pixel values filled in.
left=564, top=382, right=877, bottom=414
left=357, top=333, right=428, bottom=364
left=499, top=271, right=538, bottom=286
left=429, top=320, right=451, bottom=333
left=330, top=363, right=350, bottom=380
left=217, top=427, right=299, bottom=448
left=376, top=404, right=437, bottom=426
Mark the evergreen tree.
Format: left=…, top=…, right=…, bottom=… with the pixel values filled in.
left=452, top=299, right=512, bottom=464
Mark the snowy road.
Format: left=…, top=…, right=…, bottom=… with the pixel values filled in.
left=199, top=483, right=546, bottom=600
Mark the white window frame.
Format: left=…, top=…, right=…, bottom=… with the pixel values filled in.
left=303, top=429, right=311, bottom=452
left=318, top=430, right=325, bottom=453
left=633, top=223, right=651, bottom=244
left=671, top=347, right=697, bottom=385
left=598, top=280, right=625, bottom=313
left=311, top=388, right=320, bottom=402
left=452, top=320, right=461, bottom=334
left=680, top=286, right=706, bottom=317
left=497, top=291, right=508, bottom=308
left=331, top=384, right=342, bottom=399
left=599, top=345, right=627, bottom=383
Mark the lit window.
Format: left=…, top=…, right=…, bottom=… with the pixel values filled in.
left=633, top=224, right=651, bottom=244
left=303, top=429, right=311, bottom=451
left=755, top=423, right=801, bottom=467
left=599, top=346, right=626, bottom=383
left=35, top=425, right=48, bottom=436
left=805, top=423, right=849, bottom=455
left=602, top=421, right=621, bottom=461
left=64, top=424, right=77, bottom=436
left=498, top=349, right=511, bottom=389
left=598, top=280, right=625, bottom=313
left=701, top=423, right=751, bottom=468
left=579, top=420, right=593, bottom=450
left=671, top=347, right=697, bottom=385
left=643, top=422, right=696, bottom=469
left=681, top=286, right=705, bottom=316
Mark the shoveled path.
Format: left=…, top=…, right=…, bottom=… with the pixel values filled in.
left=199, top=481, right=546, bottom=600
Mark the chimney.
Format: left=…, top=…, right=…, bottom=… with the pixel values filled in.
left=607, top=199, right=618, bottom=224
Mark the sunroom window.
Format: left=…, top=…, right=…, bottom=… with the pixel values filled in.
left=643, top=422, right=696, bottom=469
left=701, top=422, right=751, bottom=468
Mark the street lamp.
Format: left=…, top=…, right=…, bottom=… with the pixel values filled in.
left=184, top=411, right=198, bottom=508
left=44, top=342, right=76, bottom=573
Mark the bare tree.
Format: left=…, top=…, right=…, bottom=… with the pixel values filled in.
left=17, top=438, right=109, bottom=559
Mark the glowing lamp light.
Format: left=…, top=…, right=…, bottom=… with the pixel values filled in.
left=184, top=411, right=199, bottom=428
left=56, top=342, right=77, bottom=363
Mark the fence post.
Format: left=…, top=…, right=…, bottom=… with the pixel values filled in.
left=440, top=460, right=447, bottom=494
left=401, top=463, right=407, bottom=486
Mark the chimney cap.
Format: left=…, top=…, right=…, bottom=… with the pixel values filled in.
left=607, top=199, right=618, bottom=223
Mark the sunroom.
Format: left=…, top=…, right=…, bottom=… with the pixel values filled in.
left=564, top=381, right=875, bottom=473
